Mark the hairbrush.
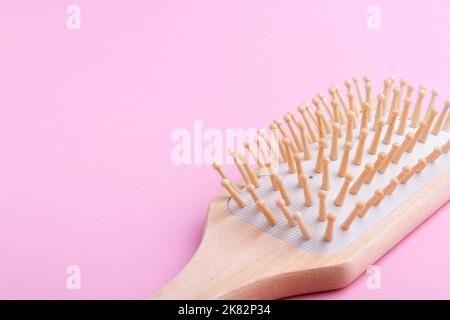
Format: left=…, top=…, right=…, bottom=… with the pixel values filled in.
left=154, top=75, right=450, bottom=299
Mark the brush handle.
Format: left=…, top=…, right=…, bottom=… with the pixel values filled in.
left=152, top=242, right=254, bottom=299
left=151, top=232, right=345, bottom=300
left=151, top=195, right=356, bottom=299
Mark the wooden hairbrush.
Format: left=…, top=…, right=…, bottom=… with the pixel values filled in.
left=154, top=75, right=450, bottom=300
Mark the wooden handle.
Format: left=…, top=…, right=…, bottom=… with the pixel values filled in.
left=151, top=224, right=323, bottom=299
left=151, top=193, right=347, bottom=300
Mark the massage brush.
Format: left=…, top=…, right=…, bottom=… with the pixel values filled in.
left=154, top=75, right=450, bottom=299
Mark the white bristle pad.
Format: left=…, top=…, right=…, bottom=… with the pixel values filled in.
left=228, top=120, right=450, bottom=255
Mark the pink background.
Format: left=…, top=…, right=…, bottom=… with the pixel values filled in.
left=0, top=0, right=449, bottom=299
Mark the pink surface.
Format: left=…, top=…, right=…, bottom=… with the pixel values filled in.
left=0, top=0, right=449, bottom=299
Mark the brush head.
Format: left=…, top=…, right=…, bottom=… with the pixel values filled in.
left=222, top=76, right=448, bottom=284
left=155, top=75, right=450, bottom=300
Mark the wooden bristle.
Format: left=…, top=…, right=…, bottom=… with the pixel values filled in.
left=424, top=89, right=439, bottom=122
left=276, top=199, right=296, bottom=227
left=359, top=102, right=369, bottom=134
left=419, top=108, right=438, bottom=143
left=274, top=119, right=290, bottom=141
left=373, top=94, right=384, bottom=131
left=298, top=105, right=318, bottom=143
left=374, top=178, right=399, bottom=205
left=238, top=153, right=261, bottom=188
left=415, top=158, right=428, bottom=174
left=341, top=201, right=364, bottom=231
left=410, top=89, right=426, bottom=128
left=353, top=76, right=364, bottom=111
left=274, top=175, right=290, bottom=206
left=331, top=98, right=341, bottom=124
left=365, top=152, right=386, bottom=184
left=300, top=174, right=313, bottom=207
left=317, top=92, right=334, bottom=119
left=254, top=136, right=270, bottom=164
left=213, top=162, right=238, bottom=192
left=256, top=199, right=276, bottom=226
left=426, top=147, right=442, bottom=163
left=229, top=150, right=251, bottom=184
left=294, top=153, right=304, bottom=187
left=269, top=123, right=286, bottom=163
left=411, top=159, right=428, bottom=177
left=324, top=214, right=336, bottom=242
left=245, top=184, right=260, bottom=203
left=399, top=166, right=413, bottom=184
left=353, top=128, right=368, bottom=165
left=318, top=190, right=328, bottom=222
left=222, top=179, right=246, bottom=208
left=315, top=138, right=327, bottom=173
left=383, top=109, right=400, bottom=145
left=402, top=160, right=424, bottom=184
left=379, top=143, right=400, bottom=173
left=312, top=97, right=328, bottom=124
left=334, top=84, right=349, bottom=115
left=283, top=138, right=296, bottom=174
left=304, top=102, right=319, bottom=127
left=406, top=84, right=415, bottom=99
left=330, top=86, right=347, bottom=125
left=296, top=120, right=312, bottom=160
left=346, top=112, right=355, bottom=143
left=314, top=107, right=331, bottom=135
left=392, top=133, right=413, bottom=164
left=347, top=90, right=358, bottom=116
left=334, top=173, right=353, bottom=206
left=260, top=128, right=281, bottom=164
left=292, top=212, right=311, bottom=240
left=315, top=110, right=326, bottom=141
left=330, top=122, right=340, bottom=161
left=397, top=97, right=411, bottom=135
left=358, top=189, right=384, bottom=218
left=396, top=166, right=411, bottom=183
left=368, top=119, right=384, bottom=155
left=397, top=78, right=408, bottom=115
left=212, top=161, right=227, bottom=179
left=388, top=87, right=401, bottom=116
left=244, top=139, right=264, bottom=168
left=382, top=79, right=393, bottom=116
left=266, top=162, right=278, bottom=191
left=406, top=122, right=426, bottom=153
left=344, top=79, right=352, bottom=92
left=384, top=178, right=400, bottom=196
left=431, top=101, right=450, bottom=135
left=338, top=141, right=352, bottom=177
left=350, top=163, right=373, bottom=195
left=284, top=114, right=302, bottom=152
